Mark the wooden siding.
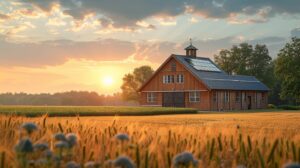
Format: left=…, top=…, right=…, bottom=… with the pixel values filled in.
left=142, top=57, right=209, bottom=92
left=210, top=90, right=268, bottom=111
left=140, top=56, right=268, bottom=110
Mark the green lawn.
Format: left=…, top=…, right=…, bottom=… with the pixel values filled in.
left=0, top=105, right=197, bottom=117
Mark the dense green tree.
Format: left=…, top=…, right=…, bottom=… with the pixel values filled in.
left=214, top=49, right=234, bottom=74
left=214, top=43, right=273, bottom=87
left=121, top=65, right=154, bottom=101
left=274, top=37, right=300, bottom=102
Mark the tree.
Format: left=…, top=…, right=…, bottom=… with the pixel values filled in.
left=274, top=37, right=300, bottom=103
left=121, top=65, right=154, bottom=101
left=214, top=43, right=273, bottom=87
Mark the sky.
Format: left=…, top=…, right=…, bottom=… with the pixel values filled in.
left=0, top=0, right=300, bottom=95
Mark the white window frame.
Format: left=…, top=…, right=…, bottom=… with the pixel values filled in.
left=163, top=75, right=174, bottom=84
left=147, top=92, right=156, bottom=103
left=189, top=92, right=200, bottom=102
left=176, top=74, right=184, bottom=83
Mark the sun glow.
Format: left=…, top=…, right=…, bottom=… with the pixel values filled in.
left=102, top=76, right=114, bottom=86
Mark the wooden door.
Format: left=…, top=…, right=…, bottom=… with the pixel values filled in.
left=163, top=92, right=185, bottom=107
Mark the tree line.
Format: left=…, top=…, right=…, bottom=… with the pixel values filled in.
left=121, top=37, right=300, bottom=105
left=0, top=91, right=137, bottom=106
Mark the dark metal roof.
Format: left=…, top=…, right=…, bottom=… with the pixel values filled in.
left=184, top=44, right=198, bottom=50
left=173, top=55, right=269, bottom=91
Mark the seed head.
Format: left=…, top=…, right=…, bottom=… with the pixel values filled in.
left=65, top=161, right=80, bottom=168
left=284, top=163, right=300, bottom=168
left=173, top=152, right=198, bottom=168
left=54, top=133, right=66, bottom=141
left=34, top=142, right=49, bottom=151
left=15, top=138, right=34, bottom=153
left=85, top=161, right=101, bottom=168
left=21, top=122, right=38, bottom=135
left=54, top=141, right=69, bottom=149
left=113, top=156, right=135, bottom=168
left=115, top=133, right=129, bottom=141
left=66, top=133, right=78, bottom=148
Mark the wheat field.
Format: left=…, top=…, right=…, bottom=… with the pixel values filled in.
left=0, top=111, right=299, bottom=168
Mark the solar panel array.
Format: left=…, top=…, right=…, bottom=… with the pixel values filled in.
left=188, top=58, right=221, bottom=72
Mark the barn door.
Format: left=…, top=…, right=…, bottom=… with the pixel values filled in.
left=163, top=92, right=185, bottom=107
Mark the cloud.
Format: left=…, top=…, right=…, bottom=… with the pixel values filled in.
left=0, top=35, right=288, bottom=68
left=0, top=38, right=135, bottom=67
left=0, top=13, right=10, bottom=20
left=15, top=0, right=300, bottom=29
left=291, top=28, right=300, bottom=37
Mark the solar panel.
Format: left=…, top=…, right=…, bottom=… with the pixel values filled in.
left=188, top=58, right=221, bottom=72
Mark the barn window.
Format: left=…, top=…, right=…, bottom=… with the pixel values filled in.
left=163, top=75, right=174, bottom=84
left=171, top=62, right=176, bottom=71
left=147, top=92, right=156, bottom=103
left=224, top=91, right=230, bottom=103
left=189, top=92, right=200, bottom=102
left=235, top=91, right=241, bottom=102
left=176, top=74, right=184, bottom=83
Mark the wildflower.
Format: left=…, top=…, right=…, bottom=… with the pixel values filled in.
left=284, top=163, right=300, bottom=168
left=65, top=161, right=80, bottom=168
left=21, top=122, right=38, bottom=135
left=15, top=138, right=34, bottom=153
left=34, top=142, right=49, bottom=151
left=66, top=133, right=78, bottom=148
left=115, top=133, right=129, bottom=141
left=55, top=141, right=69, bottom=149
left=173, top=152, right=198, bottom=168
left=113, top=156, right=135, bottom=168
left=85, top=161, right=101, bottom=168
left=54, top=133, right=66, bottom=141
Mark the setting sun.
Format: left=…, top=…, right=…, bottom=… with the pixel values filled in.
left=102, top=76, right=114, bottom=86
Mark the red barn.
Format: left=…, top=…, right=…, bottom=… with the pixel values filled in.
left=138, top=44, right=269, bottom=110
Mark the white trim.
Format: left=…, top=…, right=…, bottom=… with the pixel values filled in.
left=147, top=92, right=157, bottom=103
left=142, top=90, right=208, bottom=93
left=189, top=91, right=200, bottom=102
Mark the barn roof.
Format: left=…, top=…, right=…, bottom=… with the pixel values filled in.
left=173, top=55, right=269, bottom=91
left=185, top=44, right=198, bottom=50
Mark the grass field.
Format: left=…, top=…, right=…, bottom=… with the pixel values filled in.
left=0, top=106, right=197, bottom=117
left=0, top=110, right=300, bottom=167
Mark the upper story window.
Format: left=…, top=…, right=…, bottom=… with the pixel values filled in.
left=147, top=92, right=157, bottom=103
left=163, top=75, right=174, bottom=84
left=224, top=91, right=230, bottom=103
left=176, top=74, right=184, bottom=83
left=235, top=91, right=241, bottom=102
left=189, top=91, right=200, bottom=102
left=171, top=62, right=176, bottom=71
